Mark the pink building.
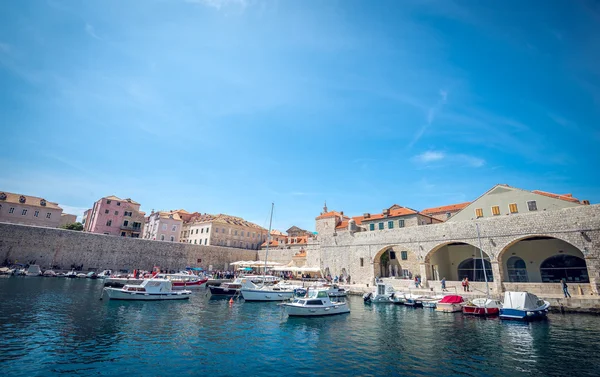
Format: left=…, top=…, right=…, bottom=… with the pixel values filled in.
left=83, top=195, right=145, bottom=237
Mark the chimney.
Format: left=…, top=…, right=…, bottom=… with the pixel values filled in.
left=363, top=213, right=370, bottom=219
left=340, top=211, right=344, bottom=215
left=583, top=200, right=590, bottom=205
left=383, top=209, right=390, bottom=217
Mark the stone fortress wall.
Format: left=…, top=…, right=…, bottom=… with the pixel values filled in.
left=0, top=223, right=257, bottom=272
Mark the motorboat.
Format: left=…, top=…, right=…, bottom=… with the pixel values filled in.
left=65, top=270, right=78, bottom=278
left=244, top=275, right=280, bottom=284
left=310, top=282, right=347, bottom=297
left=76, top=273, right=87, bottom=278
left=462, top=298, right=502, bottom=316
left=240, top=279, right=296, bottom=301
left=86, top=271, right=98, bottom=279
left=103, top=278, right=192, bottom=301
left=435, top=295, right=465, bottom=313
left=363, top=282, right=395, bottom=304
left=43, top=270, right=57, bottom=277
left=10, top=264, right=26, bottom=276
left=421, top=295, right=444, bottom=309
left=281, top=288, right=350, bottom=317
left=157, top=273, right=208, bottom=289
left=499, top=292, right=550, bottom=321
left=209, top=277, right=245, bottom=297
left=403, top=293, right=424, bottom=307
left=97, top=270, right=113, bottom=279
left=25, top=265, right=42, bottom=276
left=0, top=267, right=11, bottom=275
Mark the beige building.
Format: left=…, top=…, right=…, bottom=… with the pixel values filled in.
left=0, top=191, right=65, bottom=228
left=143, top=210, right=183, bottom=242
left=449, top=184, right=587, bottom=222
left=421, top=202, right=471, bottom=222
left=181, top=213, right=267, bottom=249
left=59, top=214, right=78, bottom=227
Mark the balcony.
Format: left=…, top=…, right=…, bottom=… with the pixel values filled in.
left=120, top=224, right=142, bottom=232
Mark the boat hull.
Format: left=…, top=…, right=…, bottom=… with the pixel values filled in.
left=422, top=301, right=437, bottom=308
left=436, top=303, right=463, bottom=313
left=171, top=279, right=207, bottom=289
left=284, top=303, right=350, bottom=317
left=499, top=308, right=548, bottom=321
left=241, top=289, right=294, bottom=301
left=462, top=305, right=500, bottom=316
left=104, top=288, right=191, bottom=301
left=209, top=286, right=239, bottom=296
left=405, top=299, right=423, bottom=307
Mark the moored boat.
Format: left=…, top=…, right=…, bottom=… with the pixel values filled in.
left=435, top=295, right=465, bottom=313
left=363, top=282, right=395, bottom=304
left=25, top=265, right=42, bottom=276
left=209, top=277, right=245, bottom=297
left=97, top=270, right=112, bottom=279
left=65, top=270, right=78, bottom=278
left=43, top=270, right=57, bottom=277
left=157, top=273, right=208, bottom=289
left=103, top=278, right=192, bottom=301
left=240, top=279, right=297, bottom=301
left=404, top=293, right=424, bottom=307
left=499, top=292, right=550, bottom=321
left=281, top=288, right=350, bottom=317
left=462, top=298, right=502, bottom=316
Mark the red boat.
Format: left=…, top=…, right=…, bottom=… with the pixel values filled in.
left=157, top=273, right=208, bottom=289
left=462, top=298, right=502, bottom=316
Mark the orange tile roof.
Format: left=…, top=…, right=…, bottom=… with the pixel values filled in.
left=315, top=211, right=348, bottom=220
left=361, top=207, right=417, bottom=221
left=421, top=202, right=471, bottom=215
left=336, top=216, right=364, bottom=229
left=532, top=190, right=581, bottom=203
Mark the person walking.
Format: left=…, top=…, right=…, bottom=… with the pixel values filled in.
left=441, top=277, right=447, bottom=291
left=462, top=278, right=467, bottom=292
left=561, top=278, right=571, bottom=298
left=465, top=277, right=470, bottom=292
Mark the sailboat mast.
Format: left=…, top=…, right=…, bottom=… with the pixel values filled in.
left=264, top=203, right=274, bottom=278
left=476, top=222, right=490, bottom=297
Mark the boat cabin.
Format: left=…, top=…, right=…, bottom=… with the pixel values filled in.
left=122, top=279, right=174, bottom=293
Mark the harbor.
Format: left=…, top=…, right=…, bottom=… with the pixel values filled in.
left=1, top=276, right=599, bottom=377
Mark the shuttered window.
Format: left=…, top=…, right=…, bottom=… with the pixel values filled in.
left=491, top=206, right=500, bottom=215
left=509, top=203, right=518, bottom=213
left=475, top=208, right=483, bottom=218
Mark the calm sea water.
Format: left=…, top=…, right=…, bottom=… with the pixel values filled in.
left=0, top=277, right=598, bottom=377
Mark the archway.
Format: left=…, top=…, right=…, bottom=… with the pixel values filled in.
left=498, top=236, right=587, bottom=283
left=373, top=246, right=416, bottom=279
left=425, top=242, right=493, bottom=281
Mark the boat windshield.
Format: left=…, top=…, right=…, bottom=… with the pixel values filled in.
left=307, top=290, right=328, bottom=299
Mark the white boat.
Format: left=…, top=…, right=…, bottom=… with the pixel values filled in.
left=282, top=288, right=350, bottom=317
left=363, top=282, right=395, bottom=304
left=157, top=273, right=208, bottom=289
left=420, top=295, right=444, bottom=308
left=25, top=265, right=42, bottom=276
left=435, top=295, right=465, bottom=313
left=240, top=279, right=296, bottom=301
left=76, top=273, right=87, bottom=278
left=65, top=270, right=78, bottom=278
left=499, top=292, right=550, bottom=321
left=97, top=270, right=112, bottom=279
left=103, top=279, right=192, bottom=301
left=43, top=270, right=57, bottom=277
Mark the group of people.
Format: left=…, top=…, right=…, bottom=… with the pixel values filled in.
left=326, top=274, right=351, bottom=284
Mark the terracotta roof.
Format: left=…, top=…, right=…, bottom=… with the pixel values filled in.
left=270, top=229, right=286, bottom=236
left=336, top=216, right=364, bottom=229
left=158, top=211, right=182, bottom=221
left=532, top=190, right=581, bottom=203
left=261, top=240, right=279, bottom=247
left=0, top=191, right=62, bottom=210
left=360, top=206, right=417, bottom=222
left=187, top=213, right=267, bottom=230
left=316, top=211, right=348, bottom=220
left=101, top=195, right=140, bottom=205
left=421, top=202, right=471, bottom=215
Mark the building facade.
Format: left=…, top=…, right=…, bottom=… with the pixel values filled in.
left=143, top=210, right=183, bottom=242
left=420, top=202, right=471, bottom=222
left=181, top=213, right=268, bottom=249
left=83, top=195, right=145, bottom=237
left=59, top=214, right=78, bottom=227
left=0, top=191, right=64, bottom=228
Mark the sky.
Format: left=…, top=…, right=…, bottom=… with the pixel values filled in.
left=1, top=0, right=599, bottom=232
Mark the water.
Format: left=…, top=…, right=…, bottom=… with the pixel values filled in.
left=0, top=277, right=598, bottom=377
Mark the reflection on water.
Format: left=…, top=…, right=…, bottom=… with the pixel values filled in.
left=0, top=278, right=598, bottom=376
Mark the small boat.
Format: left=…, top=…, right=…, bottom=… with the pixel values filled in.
left=240, top=279, right=297, bottom=301
left=103, top=278, right=192, bottom=301
left=281, top=288, right=350, bottom=317
left=25, top=265, right=42, bottom=276
left=209, top=278, right=245, bottom=297
left=462, top=298, right=502, bottom=316
left=76, top=273, right=87, bottom=278
left=404, top=293, right=424, bottom=307
left=0, top=267, right=11, bottom=275
left=157, top=273, right=208, bottom=289
left=499, top=292, right=550, bottom=321
left=43, top=270, right=57, bottom=277
left=436, top=295, right=465, bottom=313
left=65, top=270, right=78, bottom=278
left=97, top=270, right=112, bottom=279
left=86, top=271, right=98, bottom=279
left=421, top=295, right=443, bottom=308
left=363, top=282, right=395, bottom=304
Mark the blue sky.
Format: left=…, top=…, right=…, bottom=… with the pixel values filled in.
left=1, top=0, right=599, bottom=231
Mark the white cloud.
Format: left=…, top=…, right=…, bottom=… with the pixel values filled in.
left=408, top=89, right=449, bottom=148
left=413, top=150, right=446, bottom=163
left=185, top=0, right=248, bottom=9
left=85, top=23, right=102, bottom=40
left=412, top=150, right=484, bottom=168
left=59, top=205, right=89, bottom=222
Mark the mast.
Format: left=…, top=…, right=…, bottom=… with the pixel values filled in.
left=263, top=203, right=274, bottom=280
left=476, top=222, right=490, bottom=297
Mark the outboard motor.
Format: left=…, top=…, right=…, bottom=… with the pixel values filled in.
left=363, top=292, right=373, bottom=303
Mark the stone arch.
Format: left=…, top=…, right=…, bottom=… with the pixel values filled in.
left=372, top=246, right=418, bottom=279
left=424, top=241, right=492, bottom=281
left=497, top=235, right=587, bottom=283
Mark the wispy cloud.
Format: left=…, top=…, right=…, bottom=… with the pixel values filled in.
left=0, top=42, right=10, bottom=54
left=408, top=89, right=448, bottom=148
left=185, top=0, right=248, bottom=10
left=412, top=150, right=484, bottom=168
left=85, top=23, right=102, bottom=40
left=58, top=205, right=89, bottom=222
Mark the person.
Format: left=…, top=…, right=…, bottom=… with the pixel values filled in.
left=465, top=277, right=470, bottom=292
left=561, top=278, right=571, bottom=298
left=347, top=275, right=351, bottom=284
left=462, top=278, right=467, bottom=292
left=441, top=277, right=447, bottom=291
left=414, top=276, right=419, bottom=288
left=417, top=276, right=421, bottom=288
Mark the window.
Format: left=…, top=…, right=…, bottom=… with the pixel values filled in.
left=123, top=220, right=129, bottom=227
left=216, top=228, right=219, bottom=233
left=509, top=203, right=518, bottom=213
left=369, top=223, right=375, bottom=231
left=194, top=239, right=197, bottom=244
left=222, top=228, right=225, bottom=233
left=46, top=213, right=51, bottom=219
left=34, top=211, right=39, bottom=217
left=103, top=232, right=110, bottom=235
left=9, top=207, right=15, bottom=214
left=446, top=212, right=451, bottom=219
left=253, top=232, right=256, bottom=238
left=378, top=222, right=384, bottom=230
left=401, top=251, right=408, bottom=260
left=388, top=221, right=394, bottom=229
left=172, top=225, right=177, bottom=232
left=107, top=199, right=112, bottom=204
left=117, top=202, right=121, bottom=206
left=235, top=230, right=238, bottom=235
left=527, top=200, right=537, bottom=211
left=390, top=251, right=396, bottom=260
left=114, top=211, right=118, bottom=215
left=124, top=211, right=132, bottom=217
left=121, top=232, right=126, bottom=237
left=161, top=235, right=165, bottom=241
left=360, top=258, right=364, bottom=267
left=204, top=239, right=207, bottom=245
left=21, top=209, right=27, bottom=216
left=399, top=219, right=405, bottom=228
left=162, top=224, right=167, bottom=230
left=475, top=208, right=483, bottom=218
left=106, top=220, right=112, bottom=226
left=491, top=205, right=500, bottom=216
left=105, top=209, right=109, bottom=214
left=170, top=236, right=174, bottom=242
left=196, top=229, right=199, bottom=234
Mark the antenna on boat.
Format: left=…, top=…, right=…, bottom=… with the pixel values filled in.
left=263, top=203, right=275, bottom=288
left=475, top=222, right=490, bottom=297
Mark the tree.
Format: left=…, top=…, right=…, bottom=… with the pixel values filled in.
left=60, top=222, right=84, bottom=231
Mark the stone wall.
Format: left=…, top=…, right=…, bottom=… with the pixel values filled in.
left=0, top=222, right=257, bottom=272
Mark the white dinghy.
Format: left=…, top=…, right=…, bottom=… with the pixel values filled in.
left=103, top=279, right=191, bottom=301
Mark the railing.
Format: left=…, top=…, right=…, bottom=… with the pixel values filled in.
left=120, top=225, right=142, bottom=232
